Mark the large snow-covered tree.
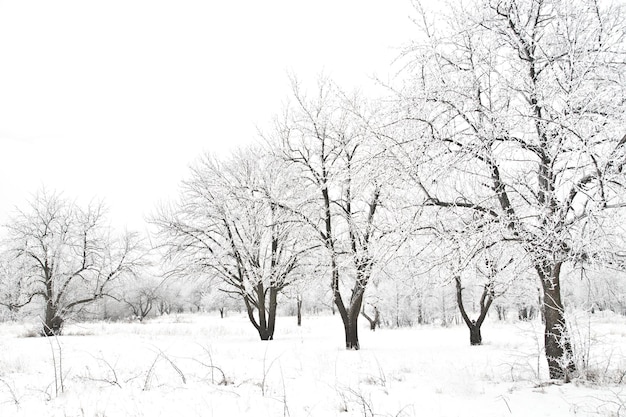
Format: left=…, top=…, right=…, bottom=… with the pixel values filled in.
left=154, top=148, right=309, bottom=340
left=4, top=190, right=146, bottom=335
left=390, top=0, right=626, bottom=379
left=268, top=77, right=401, bottom=349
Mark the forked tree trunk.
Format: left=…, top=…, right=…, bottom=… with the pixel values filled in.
left=495, top=305, right=506, bottom=321
left=455, top=276, right=493, bottom=346
left=361, top=306, right=380, bottom=331
left=247, top=311, right=275, bottom=340
left=537, top=262, right=575, bottom=380
left=333, top=264, right=367, bottom=350
left=336, top=301, right=360, bottom=349
left=243, top=284, right=278, bottom=341
left=330, top=250, right=362, bottom=350
left=335, top=269, right=369, bottom=350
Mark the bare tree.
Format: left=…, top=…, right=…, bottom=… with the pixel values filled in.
left=268, top=77, right=397, bottom=349
left=201, top=285, right=241, bottom=318
left=120, top=274, right=165, bottom=321
left=454, top=243, right=515, bottom=345
left=4, top=190, right=146, bottom=335
left=371, top=235, right=442, bottom=328
left=283, top=255, right=320, bottom=326
left=390, top=0, right=626, bottom=379
left=153, top=149, right=308, bottom=340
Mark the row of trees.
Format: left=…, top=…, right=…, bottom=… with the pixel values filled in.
left=0, top=0, right=624, bottom=382
left=157, top=0, right=626, bottom=380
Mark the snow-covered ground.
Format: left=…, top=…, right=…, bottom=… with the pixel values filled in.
left=1, top=313, right=625, bottom=416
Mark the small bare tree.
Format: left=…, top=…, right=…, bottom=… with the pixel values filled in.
left=455, top=245, right=515, bottom=345
left=121, top=275, right=164, bottom=321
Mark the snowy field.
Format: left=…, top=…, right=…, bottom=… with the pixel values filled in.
left=1, top=313, right=626, bottom=417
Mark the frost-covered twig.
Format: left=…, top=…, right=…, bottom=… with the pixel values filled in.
left=193, top=345, right=228, bottom=385
left=261, top=347, right=282, bottom=396
left=0, top=378, right=20, bottom=407
left=82, top=353, right=122, bottom=388
left=45, top=331, right=64, bottom=396
left=143, top=350, right=187, bottom=390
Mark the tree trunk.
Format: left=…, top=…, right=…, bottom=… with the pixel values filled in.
left=42, top=269, right=63, bottom=336
left=518, top=307, right=529, bottom=321
left=266, top=286, right=278, bottom=340
left=296, top=296, right=302, bottom=326
left=537, top=262, right=575, bottom=380
left=417, top=301, right=424, bottom=325
left=396, top=290, right=401, bottom=327
left=330, top=249, right=363, bottom=350
left=344, top=309, right=360, bottom=350
left=538, top=287, right=546, bottom=324
left=219, top=307, right=225, bottom=318
left=469, top=324, right=482, bottom=345
left=257, top=283, right=267, bottom=333
left=43, top=301, right=63, bottom=336
left=258, top=328, right=271, bottom=340
left=243, top=285, right=278, bottom=341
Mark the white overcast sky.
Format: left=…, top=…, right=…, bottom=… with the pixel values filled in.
left=0, top=0, right=415, bottom=231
